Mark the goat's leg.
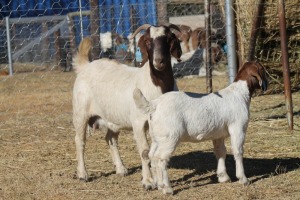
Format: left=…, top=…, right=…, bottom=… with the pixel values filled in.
left=153, top=138, right=178, bottom=195
left=105, top=130, right=128, bottom=176
left=149, top=140, right=159, bottom=189
left=74, top=119, right=88, bottom=181
left=212, top=138, right=231, bottom=183
left=132, top=126, right=154, bottom=189
left=229, top=127, right=249, bottom=185
left=156, top=159, right=173, bottom=195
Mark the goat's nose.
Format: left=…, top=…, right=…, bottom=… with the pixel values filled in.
left=154, top=58, right=165, bottom=70
left=155, top=58, right=164, bottom=65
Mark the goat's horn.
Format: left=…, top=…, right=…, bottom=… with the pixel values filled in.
left=130, top=24, right=152, bottom=39
left=162, top=23, right=181, bottom=33
left=168, top=24, right=181, bottom=33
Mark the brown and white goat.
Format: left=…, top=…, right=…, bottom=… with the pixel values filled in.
left=133, top=61, right=268, bottom=194
left=174, top=24, right=192, bottom=54
left=72, top=24, right=182, bottom=189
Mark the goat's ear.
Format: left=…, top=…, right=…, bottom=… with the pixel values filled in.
left=137, top=35, right=149, bottom=65
left=170, top=33, right=182, bottom=62
left=247, top=62, right=268, bottom=92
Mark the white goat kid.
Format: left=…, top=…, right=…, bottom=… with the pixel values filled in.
left=72, top=24, right=182, bottom=189
left=133, top=61, right=268, bottom=194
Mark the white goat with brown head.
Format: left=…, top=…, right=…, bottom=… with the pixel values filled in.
left=133, top=61, right=268, bottom=194
left=72, top=24, right=182, bottom=189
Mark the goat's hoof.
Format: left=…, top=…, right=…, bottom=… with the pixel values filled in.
left=218, top=173, right=231, bottom=183
left=116, top=167, right=128, bottom=176
left=79, top=177, right=89, bottom=182
left=162, top=186, right=174, bottom=195
left=239, top=177, right=250, bottom=186
left=143, top=179, right=157, bottom=190
left=143, top=183, right=157, bottom=191
left=78, top=171, right=89, bottom=182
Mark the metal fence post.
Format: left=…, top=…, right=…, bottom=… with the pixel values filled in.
left=5, top=17, right=13, bottom=76
left=225, top=0, right=237, bottom=83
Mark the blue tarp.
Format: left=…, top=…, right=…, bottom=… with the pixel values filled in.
left=0, top=0, right=157, bottom=37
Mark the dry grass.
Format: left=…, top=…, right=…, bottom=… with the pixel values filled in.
left=0, top=71, right=299, bottom=200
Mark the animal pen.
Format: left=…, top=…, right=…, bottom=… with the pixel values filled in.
left=0, top=0, right=299, bottom=199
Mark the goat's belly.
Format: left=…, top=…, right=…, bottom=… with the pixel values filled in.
left=183, top=129, right=229, bottom=142
left=92, top=108, right=133, bottom=132
left=197, top=130, right=229, bottom=141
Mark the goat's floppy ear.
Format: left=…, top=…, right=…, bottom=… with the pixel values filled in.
left=170, top=33, right=182, bottom=62
left=248, top=62, right=268, bottom=91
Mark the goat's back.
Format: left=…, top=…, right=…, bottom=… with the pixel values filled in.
left=150, top=83, right=250, bottom=141
left=73, top=59, right=163, bottom=128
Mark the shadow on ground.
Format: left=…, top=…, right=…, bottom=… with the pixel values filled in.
left=168, top=151, right=300, bottom=194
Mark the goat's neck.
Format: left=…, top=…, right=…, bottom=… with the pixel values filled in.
left=227, top=81, right=251, bottom=105
left=148, top=61, right=175, bottom=93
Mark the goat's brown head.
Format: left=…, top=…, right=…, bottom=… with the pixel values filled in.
left=234, top=61, right=268, bottom=96
left=130, top=24, right=182, bottom=71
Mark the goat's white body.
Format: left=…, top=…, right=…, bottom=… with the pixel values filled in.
left=74, top=59, right=168, bottom=129
left=135, top=81, right=251, bottom=194
left=150, top=81, right=250, bottom=145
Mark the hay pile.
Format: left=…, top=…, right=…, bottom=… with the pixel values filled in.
left=219, top=0, right=300, bottom=92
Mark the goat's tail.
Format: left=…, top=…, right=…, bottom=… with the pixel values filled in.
left=73, top=37, right=92, bottom=74
left=133, top=88, right=155, bottom=115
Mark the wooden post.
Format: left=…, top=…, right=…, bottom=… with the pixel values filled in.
left=67, top=16, right=77, bottom=71
left=54, top=27, right=64, bottom=70
left=247, top=0, right=265, bottom=61
left=90, top=0, right=101, bottom=60
left=41, top=22, right=50, bottom=62
left=130, top=5, right=138, bottom=67
left=278, top=0, right=293, bottom=130
left=156, top=0, right=168, bottom=25
left=205, top=0, right=212, bottom=93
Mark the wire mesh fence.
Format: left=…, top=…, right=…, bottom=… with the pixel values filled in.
left=0, top=2, right=299, bottom=199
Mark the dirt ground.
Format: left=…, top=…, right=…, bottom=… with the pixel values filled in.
left=0, top=70, right=299, bottom=200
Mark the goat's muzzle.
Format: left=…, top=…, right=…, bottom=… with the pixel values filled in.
left=153, top=57, right=167, bottom=71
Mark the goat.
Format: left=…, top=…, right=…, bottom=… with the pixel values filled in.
left=189, top=27, right=226, bottom=51
left=133, top=61, right=268, bottom=194
left=172, top=45, right=224, bottom=78
left=72, top=24, right=182, bottom=189
left=174, top=24, right=192, bottom=54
